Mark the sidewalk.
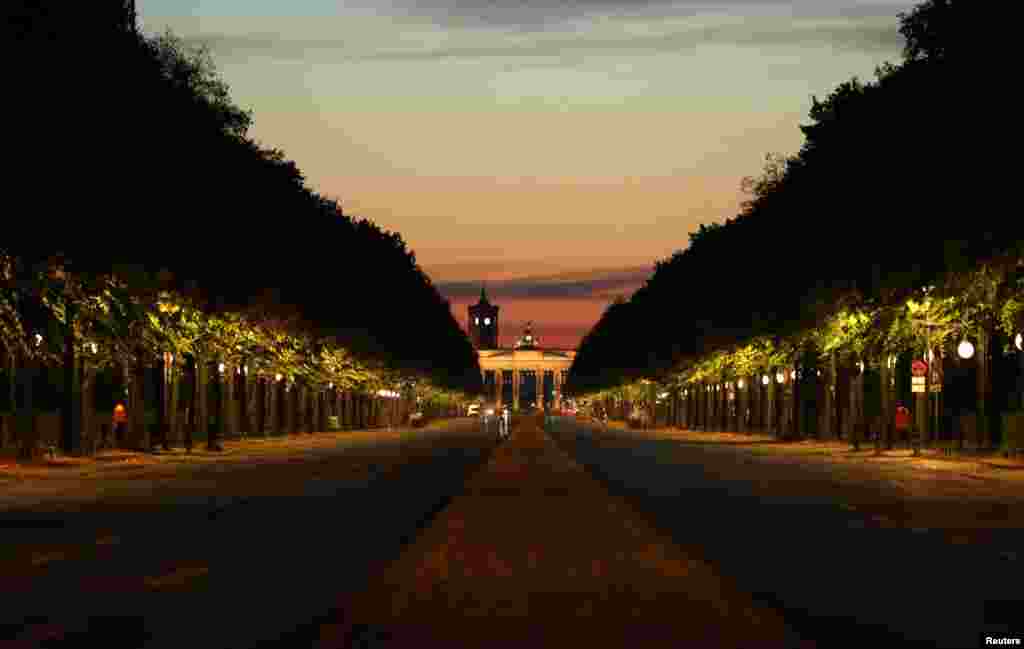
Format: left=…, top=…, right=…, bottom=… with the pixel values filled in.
left=602, top=422, right=1024, bottom=483
left=318, top=416, right=810, bottom=648
left=0, top=419, right=473, bottom=511
left=586, top=422, right=1024, bottom=538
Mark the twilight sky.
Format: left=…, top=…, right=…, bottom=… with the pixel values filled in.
left=139, top=0, right=913, bottom=349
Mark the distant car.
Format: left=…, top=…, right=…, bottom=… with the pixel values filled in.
left=467, top=404, right=480, bottom=417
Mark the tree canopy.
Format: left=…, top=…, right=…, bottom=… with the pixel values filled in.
left=6, top=2, right=481, bottom=395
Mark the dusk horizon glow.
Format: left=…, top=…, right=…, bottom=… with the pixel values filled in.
left=139, top=0, right=915, bottom=349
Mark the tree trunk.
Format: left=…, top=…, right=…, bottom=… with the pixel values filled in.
left=61, top=303, right=81, bottom=456
left=790, top=362, right=798, bottom=438
left=81, top=359, right=93, bottom=453
left=152, top=352, right=168, bottom=451
left=184, top=355, right=196, bottom=452
left=8, top=352, right=15, bottom=426
left=196, top=357, right=210, bottom=451
left=264, top=378, right=274, bottom=435
left=252, top=374, right=263, bottom=437
left=272, top=381, right=281, bottom=435
left=281, top=384, right=290, bottom=434
left=16, top=350, right=38, bottom=461
left=239, top=361, right=250, bottom=439
left=317, top=389, right=324, bottom=432
left=223, top=364, right=235, bottom=440
left=168, top=358, right=180, bottom=448
left=207, top=360, right=222, bottom=451
left=130, top=353, right=147, bottom=451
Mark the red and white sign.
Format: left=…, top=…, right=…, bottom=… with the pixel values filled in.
left=911, top=360, right=928, bottom=377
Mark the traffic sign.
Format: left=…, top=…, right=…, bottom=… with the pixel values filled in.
left=911, top=360, right=928, bottom=377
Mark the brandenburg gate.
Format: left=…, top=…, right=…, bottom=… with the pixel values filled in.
left=468, top=286, right=575, bottom=411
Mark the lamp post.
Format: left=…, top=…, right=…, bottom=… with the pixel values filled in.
left=911, top=318, right=942, bottom=454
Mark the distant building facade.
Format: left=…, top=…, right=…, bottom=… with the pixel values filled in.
left=469, top=286, right=575, bottom=411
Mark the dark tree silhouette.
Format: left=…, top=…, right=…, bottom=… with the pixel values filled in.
left=566, top=0, right=1005, bottom=399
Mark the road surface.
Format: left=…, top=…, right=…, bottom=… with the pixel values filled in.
left=548, top=417, right=1024, bottom=648
left=0, top=420, right=496, bottom=649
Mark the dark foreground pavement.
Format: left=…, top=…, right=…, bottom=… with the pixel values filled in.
left=0, top=421, right=496, bottom=649
left=548, top=417, right=1024, bottom=649
left=318, top=415, right=808, bottom=648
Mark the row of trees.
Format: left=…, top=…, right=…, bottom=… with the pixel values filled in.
left=3, top=2, right=482, bottom=457
left=584, top=267, right=1024, bottom=449
left=567, top=1, right=1022, bottom=446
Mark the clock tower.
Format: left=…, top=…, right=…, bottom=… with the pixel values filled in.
left=468, top=284, right=499, bottom=349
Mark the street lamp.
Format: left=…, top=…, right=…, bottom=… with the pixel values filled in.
left=775, top=371, right=784, bottom=384
left=1017, top=333, right=1023, bottom=352
left=762, top=374, right=770, bottom=386
left=737, top=378, right=745, bottom=389
left=957, top=339, right=975, bottom=360
left=218, top=362, right=225, bottom=375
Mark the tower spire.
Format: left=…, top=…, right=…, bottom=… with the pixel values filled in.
left=480, top=282, right=489, bottom=304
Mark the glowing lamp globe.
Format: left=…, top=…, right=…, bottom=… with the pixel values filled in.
left=737, top=379, right=745, bottom=389
left=762, top=375, right=770, bottom=386
left=775, top=371, right=784, bottom=384
left=1016, top=333, right=1022, bottom=351
left=957, top=340, right=975, bottom=359
left=218, top=363, right=225, bottom=374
